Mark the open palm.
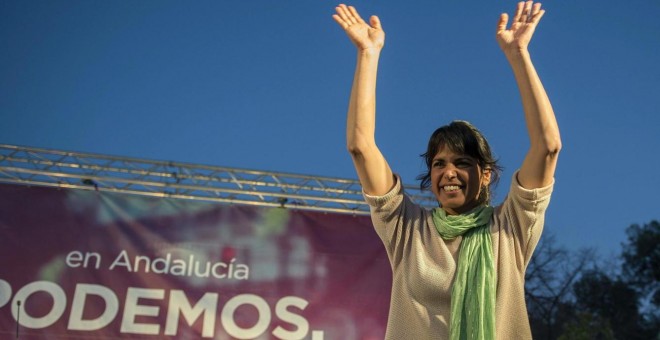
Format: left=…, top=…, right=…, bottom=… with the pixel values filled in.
left=333, top=4, right=385, bottom=51
left=497, top=1, right=545, bottom=52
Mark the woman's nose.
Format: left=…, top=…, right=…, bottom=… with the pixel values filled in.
left=444, top=168, right=457, bottom=179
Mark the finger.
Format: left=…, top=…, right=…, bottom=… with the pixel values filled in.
left=531, top=2, right=542, bottom=16
left=332, top=14, right=349, bottom=29
left=524, top=1, right=534, bottom=22
left=335, top=5, right=351, bottom=24
left=497, top=13, right=509, bottom=33
left=370, top=15, right=382, bottom=30
left=512, top=2, right=524, bottom=23
left=335, top=4, right=351, bottom=24
left=347, top=6, right=365, bottom=24
left=530, top=9, right=545, bottom=25
left=337, top=4, right=357, bottom=25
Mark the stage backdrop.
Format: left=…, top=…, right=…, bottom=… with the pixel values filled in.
left=0, top=183, right=391, bottom=339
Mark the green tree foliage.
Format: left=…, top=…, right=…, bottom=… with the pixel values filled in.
left=526, top=221, right=659, bottom=339
left=571, top=270, right=646, bottom=339
left=525, top=234, right=594, bottom=339
left=558, top=312, right=615, bottom=340
left=621, top=221, right=660, bottom=311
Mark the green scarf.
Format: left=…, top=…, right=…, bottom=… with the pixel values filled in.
left=433, top=205, right=496, bottom=340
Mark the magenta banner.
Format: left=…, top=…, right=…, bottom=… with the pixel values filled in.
left=0, top=183, right=390, bottom=339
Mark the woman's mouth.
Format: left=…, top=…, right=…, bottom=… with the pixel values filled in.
left=442, top=185, right=462, bottom=193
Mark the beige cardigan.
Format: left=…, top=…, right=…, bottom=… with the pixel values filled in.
left=364, top=172, right=553, bottom=339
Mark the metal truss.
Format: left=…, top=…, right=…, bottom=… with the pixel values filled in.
left=0, top=144, right=437, bottom=215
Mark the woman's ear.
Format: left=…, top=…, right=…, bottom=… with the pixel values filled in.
left=482, top=168, right=492, bottom=186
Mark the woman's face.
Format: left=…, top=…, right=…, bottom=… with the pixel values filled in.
left=430, top=146, right=491, bottom=215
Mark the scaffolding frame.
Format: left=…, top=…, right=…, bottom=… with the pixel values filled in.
left=0, top=144, right=437, bottom=215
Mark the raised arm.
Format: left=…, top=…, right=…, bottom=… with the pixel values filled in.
left=333, top=4, right=394, bottom=195
left=497, top=1, right=561, bottom=189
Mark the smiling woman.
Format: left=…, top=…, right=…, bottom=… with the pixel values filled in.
left=333, top=1, right=560, bottom=339
left=420, top=120, right=503, bottom=216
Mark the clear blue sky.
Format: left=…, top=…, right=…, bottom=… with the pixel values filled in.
left=2, top=0, right=659, bottom=258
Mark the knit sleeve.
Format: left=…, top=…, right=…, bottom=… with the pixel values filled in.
left=363, top=175, right=426, bottom=264
left=497, top=170, right=554, bottom=270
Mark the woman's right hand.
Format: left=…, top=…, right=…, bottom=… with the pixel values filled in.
left=332, top=4, right=385, bottom=52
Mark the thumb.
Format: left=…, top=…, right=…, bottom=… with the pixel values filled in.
left=497, top=13, right=508, bottom=33
left=370, top=15, right=382, bottom=30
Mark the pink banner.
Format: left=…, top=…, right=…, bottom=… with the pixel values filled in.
left=0, top=183, right=390, bottom=339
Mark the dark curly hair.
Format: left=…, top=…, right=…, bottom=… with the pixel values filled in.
left=416, top=120, right=503, bottom=205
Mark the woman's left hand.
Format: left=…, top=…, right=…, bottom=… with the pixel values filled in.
left=496, top=1, right=545, bottom=54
